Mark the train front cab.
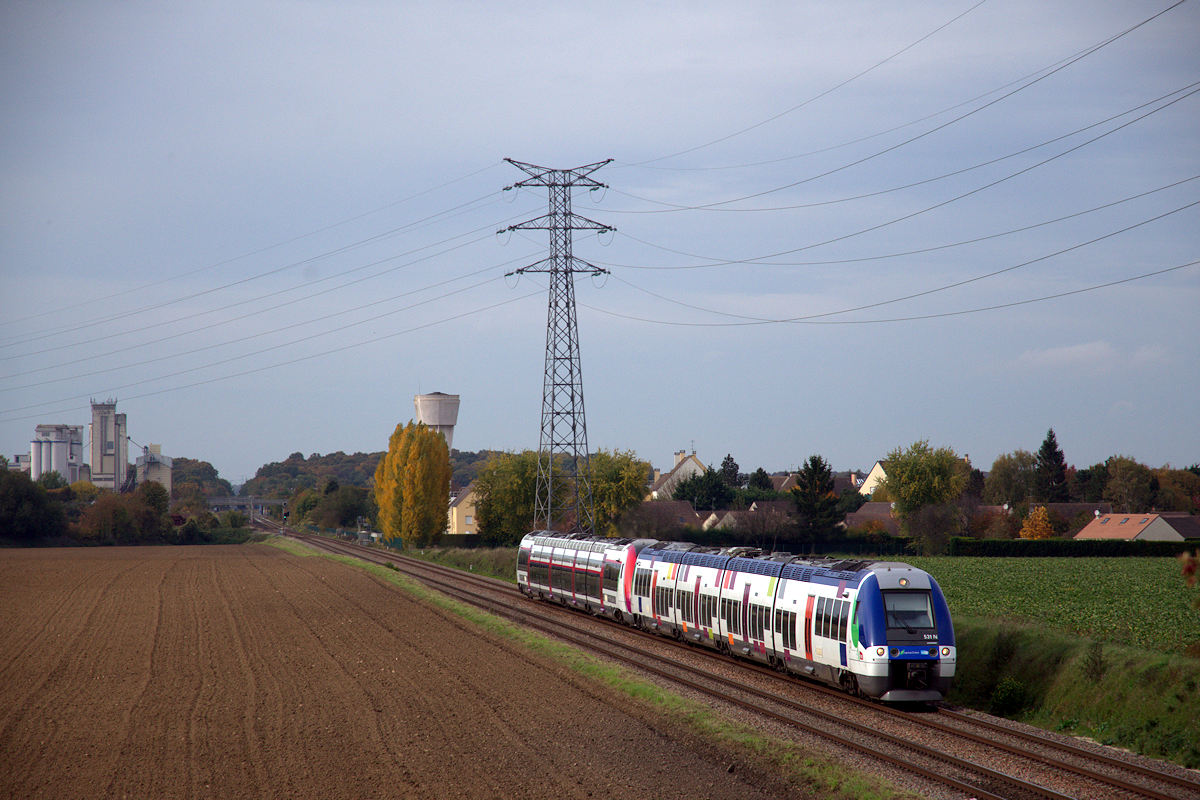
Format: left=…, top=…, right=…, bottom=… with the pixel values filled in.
left=853, top=566, right=955, bottom=702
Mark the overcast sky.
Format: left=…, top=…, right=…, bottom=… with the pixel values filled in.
left=2, top=1, right=1197, bottom=485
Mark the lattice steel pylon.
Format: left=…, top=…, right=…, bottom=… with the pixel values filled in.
left=501, top=158, right=613, bottom=536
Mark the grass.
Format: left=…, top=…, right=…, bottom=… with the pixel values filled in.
left=269, top=536, right=919, bottom=800
left=904, top=556, right=1200, bottom=655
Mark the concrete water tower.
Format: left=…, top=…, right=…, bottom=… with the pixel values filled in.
left=413, top=392, right=460, bottom=451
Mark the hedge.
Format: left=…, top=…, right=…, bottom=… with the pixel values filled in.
left=947, top=536, right=1196, bottom=557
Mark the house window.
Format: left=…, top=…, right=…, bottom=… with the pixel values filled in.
left=465, top=515, right=472, bottom=524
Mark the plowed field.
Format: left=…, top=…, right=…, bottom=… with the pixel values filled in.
left=0, top=545, right=796, bottom=799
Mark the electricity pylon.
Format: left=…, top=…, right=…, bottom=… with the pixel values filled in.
left=501, top=158, right=612, bottom=536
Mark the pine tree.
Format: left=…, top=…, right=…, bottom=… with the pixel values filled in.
left=1035, top=428, right=1069, bottom=503
left=792, top=454, right=841, bottom=544
left=719, top=454, right=741, bottom=488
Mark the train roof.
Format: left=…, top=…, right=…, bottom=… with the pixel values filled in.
left=640, top=543, right=919, bottom=585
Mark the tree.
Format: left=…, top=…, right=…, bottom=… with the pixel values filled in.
left=136, top=481, right=171, bottom=517
left=791, top=455, right=841, bottom=546
left=587, top=450, right=651, bottom=538
left=1019, top=505, right=1055, bottom=540
left=1152, top=467, right=1200, bottom=513
left=36, top=470, right=68, bottom=490
left=373, top=422, right=451, bottom=547
left=878, top=441, right=968, bottom=554
left=719, top=454, right=743, bottom=488
left=0, top=470, right=67, bottom=541
left=672, top=467, right=733, bottom=511
left=984, top=450, right=1036, bottom=506
left=474, top=450, right=543, bottom=546
left=1034, top=429, right=1069, bottom=502
left=747, top=467, right=773, bottom=492
left=1072, top=462, right=1109, bottom=503
left=1103, top=455, right=1153, bottom=512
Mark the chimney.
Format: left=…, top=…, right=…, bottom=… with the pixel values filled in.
left=674, top=450, right=686, bottom=467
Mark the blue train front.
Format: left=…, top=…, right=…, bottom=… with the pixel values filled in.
left=518, top=532, right=955, bottom=703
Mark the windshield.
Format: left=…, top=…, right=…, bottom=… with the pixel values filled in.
left=883, top=591, right=934, bottom=630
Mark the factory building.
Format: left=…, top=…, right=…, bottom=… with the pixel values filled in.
left=88, top=399, right=128, bottom=491
left=30, top=424, right=85, bottom=484
left=135, top=444, right=173, bottom=495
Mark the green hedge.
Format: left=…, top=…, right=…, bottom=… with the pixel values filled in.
left=947, top=536, right=1195, bottom=557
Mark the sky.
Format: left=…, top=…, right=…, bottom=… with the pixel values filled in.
left=2, top=1, right=1197, bottom=486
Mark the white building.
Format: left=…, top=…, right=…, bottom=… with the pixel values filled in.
left=135, top=444, right=173, bottom=495
left=414, top=392, right=460, bottom=451
left=30, top=424, right=85, bottom=484
left=89, top=399, right=128, bottom=491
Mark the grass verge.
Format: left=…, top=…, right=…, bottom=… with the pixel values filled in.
left=269, top=536, right=920, bottom=800
left=951, top=616, right=1200, bottom=768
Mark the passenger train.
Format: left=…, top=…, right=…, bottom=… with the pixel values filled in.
left=517, top=531, right=955, bottom=702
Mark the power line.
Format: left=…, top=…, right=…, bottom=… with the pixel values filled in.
left=629, top=1, right=988, bottom=166
left=583, top=260, right=1199, bottom=328
left=614, top=85, right=1200, bottom=266
left=595, top=175, right=1199, bottom=271
left=0, top=161, right=505, bottom=332
left=606, top=82, right=1200, bottom=215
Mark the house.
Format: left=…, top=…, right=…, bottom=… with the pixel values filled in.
left=646, top=450, right=707, bottom=501
left=771, top=473, right=798, bottom=493
left=1074, top=513, right=1188, bottom=542
left=858, top=461, right=889, bottom=496
left=446, top=482, right=478, bottom=536
left=842, top=501, right=900, bottom=536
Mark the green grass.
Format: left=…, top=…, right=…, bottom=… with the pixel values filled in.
left=905, top=556, right=1200, bottom=655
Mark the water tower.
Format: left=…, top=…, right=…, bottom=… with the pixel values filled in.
left=413, top=392, right=460, bottom=451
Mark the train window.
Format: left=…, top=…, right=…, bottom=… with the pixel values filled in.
left=517, top=549, right=529, bottom=570
left=835, top=600, right=849, bottom=641
left=720, top=599, right=742, bottom=636
left=678, top=591, right=694, bottom=623
left=883, top=591, right=935, bottom=630
left=748, top=604, right=769, bottom=640
left=633, top=568, right=652, bottom=597
left=602, top=561, right=620, bottom=592
left=776, top=610, right=797, bottom=650
left=816, top=596, right=828, bottom=638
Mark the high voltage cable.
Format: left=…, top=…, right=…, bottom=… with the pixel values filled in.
left=629, top=1, right=988, bottom=166
left=2, top=251, right=538, bottom=387
left=0, top=160, right=505, bottom=332
left=604, top=199, right=1198, bottom=325
left=616, top=1, right=1189, bottom=212
left=0, top=274, right=516, bottom=415
left=0, top=201, right=535, bottom=362
left=0, top=189, right=508, bottom=351
left=615, top=85, right=1200, bottom=266
left=0, top=289, right=544, bottom=424
left=618, top=5, right=1182, bottom=176
left=1, top=212, right=534, bottom=364
left=584, top=260, right=1198, bottom=328
left=606, top=82, right=1200, bottom=215
left=595, top=175, right=1200, bottom=271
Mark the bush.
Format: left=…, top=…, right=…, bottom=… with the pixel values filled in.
left=947, top=537, right=1194, bottom=557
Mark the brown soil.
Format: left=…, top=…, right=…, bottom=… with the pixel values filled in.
left=0, top=545, right=801, bottom=799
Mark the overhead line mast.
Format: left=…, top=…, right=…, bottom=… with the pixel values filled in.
left=501, top=158, right=613, bottom=536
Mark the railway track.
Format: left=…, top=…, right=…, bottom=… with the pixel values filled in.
left=284, top=531, right=1200, bottom=800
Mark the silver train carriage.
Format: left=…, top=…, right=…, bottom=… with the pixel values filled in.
left=518, top=531, right=955, bottom=702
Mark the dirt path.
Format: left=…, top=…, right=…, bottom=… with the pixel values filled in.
left=0, top=545, right=800, bottom=799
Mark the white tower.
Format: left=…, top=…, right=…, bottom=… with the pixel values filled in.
left=413, top=392, right=460, bottom=451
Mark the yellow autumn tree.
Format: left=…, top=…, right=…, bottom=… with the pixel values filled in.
left=1019, top=505, right=1055, bottom=540
left=373, top=421, right=450, bottom=547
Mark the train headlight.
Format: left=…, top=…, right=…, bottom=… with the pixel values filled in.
left=876, top=647, right=885, bottom=657
left=941, top=646, right=951, bottom=657
left=928, top=647, right=937, bottom=656
left=889, top=648, right=899, bottom=658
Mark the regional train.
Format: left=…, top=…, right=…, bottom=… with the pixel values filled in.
left=516, top=531, right=955, bottom=702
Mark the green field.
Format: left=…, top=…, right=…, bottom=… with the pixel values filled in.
left=905, top=556, right=1200, bottom=655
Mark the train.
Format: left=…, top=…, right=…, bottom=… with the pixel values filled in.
left=517, top=530, right=955, bottom=703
